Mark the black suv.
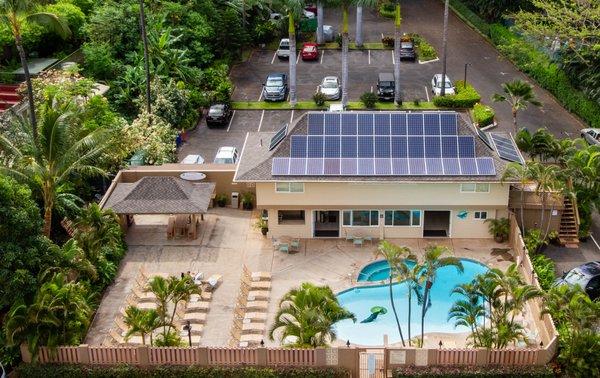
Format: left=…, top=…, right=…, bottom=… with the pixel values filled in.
left=399, top=38, right=416, bottom=61
left=206, top=104, right=232, bottom=128
left=262, top=73, right=288, bottom=102
left=377, top=73, right=395, bottom=101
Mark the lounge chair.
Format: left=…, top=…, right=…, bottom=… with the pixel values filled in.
left=242, top=278, right=271, bottom=290
left=185, top=301, right=210, bottom=312
left=110, top=329, right=143, bottom=345
left=115, top=317, right=129, bottom=333
left=245, top=300, right=269, bottom=312
left=135, top=301, right=158, bottom=310
left=202, top=274, right=222, bottom=291
left=132, top=286, right=156, bottom=302
left=190, top=292, right=212, bottom=302
left=241, top=321, right=266, bottom=334
left=178, top=332, right=202, bottom=345
left=240, top=333, right=264, bottom=345
left=244, top=312, right=268, bottom=322
left=247, top=290, right=269, bottom=301
left=179, top=323, right=204, bottom=336
left=180, top=311, right=208, bottom=323
left=243, top=265, right=271, bottom=282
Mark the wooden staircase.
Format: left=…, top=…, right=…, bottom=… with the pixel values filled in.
left=558, top=196, right=579, bottom=248
left=0, top=84, right=21, bottom=113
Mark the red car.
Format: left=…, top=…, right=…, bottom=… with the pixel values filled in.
left=301, top=43, right=319, bottom=61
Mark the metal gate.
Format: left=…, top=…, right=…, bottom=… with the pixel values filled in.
left=359, top=349, right=385, bottom=378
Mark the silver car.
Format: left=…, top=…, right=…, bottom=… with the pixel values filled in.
left=317, top=76, right=341, bottom=100
left=581, top=128, right=600, bottom=145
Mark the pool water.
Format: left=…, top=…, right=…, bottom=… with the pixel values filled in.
left=336, top=259, right=488, bottom=346
left=358, top=260, right=417, bottom=282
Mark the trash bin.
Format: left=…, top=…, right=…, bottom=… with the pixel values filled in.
left=231, top=192, right=239, bottom=209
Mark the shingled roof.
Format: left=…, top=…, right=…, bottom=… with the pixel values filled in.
left=103, top=176, right=215, bottom=214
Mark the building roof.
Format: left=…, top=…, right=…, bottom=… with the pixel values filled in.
left=234, top=111, right=509, bottom=183
left=103, top=176, right=215, bottom=214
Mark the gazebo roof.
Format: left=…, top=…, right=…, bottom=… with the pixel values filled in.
left=103, top=176, right=215, bottom=214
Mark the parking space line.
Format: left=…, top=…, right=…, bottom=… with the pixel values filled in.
left=226, top=110, right=236, bottom=132
left=368, top=50, right=371, bottom=65
left=257, top=110, right=265, bottom=131
left=296, top=53, right=300, bottom=64
left=370, top=86, right=373, bottom=93
left=258, top=88, right=263, bottom=102
left=290, top=110, right=295, bottom=124
left=271, top=52, right=277, bottom=64
left=391, top=51, right=395, bottom=65
left=424, top=86, right=430, bottom=102
left=591, top=234, right=600, bottom=252
left=320, top=50, right=324, bottom=64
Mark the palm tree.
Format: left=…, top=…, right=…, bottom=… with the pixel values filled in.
left=448, top=283, right=485, bottom=346
left=269, top=282, right=355, bottom=347
left=529, top=163, right=561, bottom=238
left=167, top=275, right=201, bottom=327
left=375, top=240, right=411, bottom=346
left=1, top=0, right=71, bottom=141
left=393, top=1, right=401, bottom=104
left=397, top=259, right=423, bottom=346
left=440, top=0, right=449, bottom=96
left=138, top=0, right=151, bottom=114
left=146, top=276, right=172, bottom=335
left=282, top=0, right=304, bottom=107
left=419, top=245, right=463, bottom=347
left=492, top=80, right=542, bottom=133
left=501, top=161, right=536, bottom=233
left=124, top=306, right=162, bottom=345
left=0, top=96, right=110, bottom=237
left=72, top=203, right=124, bottom=263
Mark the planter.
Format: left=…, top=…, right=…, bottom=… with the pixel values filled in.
left=261, top=227, right=268, bottom=236
left=242, top=202, right=254, bottom=210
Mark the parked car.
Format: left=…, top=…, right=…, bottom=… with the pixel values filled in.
left=181, top=154, right=205, bottom=164
left=323, top=25, right=336, bottom=42
left=317, top=76, right=341, bottom=100
left=431, top=74, right=456, bottom=96
left=581, top=128, right=600, bottom=145
left=301, top=42, right=319, bottom=61
left=399, top=36, right=416, bottom=61
left=262, top=73, right=288, bottom=102
left=305, top=5, right=317, bottom=15
left=377, top=72, right=395, bottom=101
left=206, top=103, right=232, bottom=128
left=276, top=38, right=290, bottom=59
left=554, top=261, right=600, bottom=301
left=213, top=147, right=239, bottom=164
left=303, top=9, right=315, bottom=19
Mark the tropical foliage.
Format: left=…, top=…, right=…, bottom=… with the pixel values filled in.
left=492, top=79, right=541, bottom=133
left=269, top=282, right=355, bottom=347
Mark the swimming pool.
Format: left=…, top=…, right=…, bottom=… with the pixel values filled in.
left=358, top=260, right=416, bottom=282
left=336, top=259, right=488, bottom=346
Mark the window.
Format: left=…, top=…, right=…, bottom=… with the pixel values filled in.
left=342, top=210, right=379, bottom=226
left=474, top=211, right=488, bottom=220
left=278, top=210, right=305, bottom=225
left=460, top=183, right=490, bottom=193
left=275, top=182, right=304, bottom=193
left=384, top=210, right=421, bottom=226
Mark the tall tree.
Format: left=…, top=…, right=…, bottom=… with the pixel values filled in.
left=0, top=0, right=71, bottom=142
left=138, top=0, right=151, bottom=114
left=448, top=283, right=485, bottom=346
left=397, top=259, right=423, bottom=346
left=501, top=161, right=536, bottom=233
left=0, top=97, right=109, bottom=237
left=440, top=0, right=449, bottom=96
left=124, top=306, right=162, bottom=346
left=282, top=0, right=304, bottom=106
left=529, top=163, right=561, bottom=237
left=492, top=80, right=542, bottom=134
left=393, top=1, right=401, bottom=104
left=375, top=240, right=411, bottom=347
left=419, top=245, right=463, bottom=347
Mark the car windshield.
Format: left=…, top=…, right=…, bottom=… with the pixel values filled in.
left=304, top=45, right=316, bottom=52
left=322, top=80, right=338, bottom=88
left=436, top=80, right=453, bottom=88
left=564, top=269, right=589, bottom=287
left=279, top=44, right=289, bottom=50
left=209, top=107, right=223, bottom=116
left=266, top=79, right=283, bottom=87
left=380, top=81, right=394, bottom=88
left=401, top=42, right=413, bottom=49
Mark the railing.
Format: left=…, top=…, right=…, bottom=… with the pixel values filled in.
left=488, top=348, right=538, bottom=365
left=208, top=347, right=258, bottom=365
left=437, top=348, right=477, bottom=365
left=267, top=348, right=316, bottom=366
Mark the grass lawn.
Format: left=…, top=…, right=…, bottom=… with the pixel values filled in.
left=231, top=101, right=440, bottom=111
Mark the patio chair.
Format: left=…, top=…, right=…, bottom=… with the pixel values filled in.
left=353, top=238, right=364, bottom=247
left=363, top=236, right=373, bottom=244
left=278, top=243, right=290, bottom=253
left=345, top=234, right=354, bottom=242
left=290, top=239, right=300, bottom=252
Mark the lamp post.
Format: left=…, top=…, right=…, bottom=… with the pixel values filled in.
left=183, top=320, right=192, bottom=347
left=463, top=63, right=471, bottom=89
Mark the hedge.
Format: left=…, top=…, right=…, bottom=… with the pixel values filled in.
left=433, top=80, right=481, bottom=108
left=472, top=103, right=495, bottom=127
left=15, top=365, right=350, bottom=378
left=446, top=0, right=600, bottom=129
left=393, top=365, right=554, bottom=377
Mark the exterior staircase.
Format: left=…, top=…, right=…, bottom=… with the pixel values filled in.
left=558, top=195, right=579, bottom=248
left=0, top=84, right=21, bottom=113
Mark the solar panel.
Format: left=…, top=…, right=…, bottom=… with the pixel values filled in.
left=308, top=113, right=324, bottom=134
left=341, top=136, right=357, bottom=158
left=391, top=136, right=407, bottom=158
left=477, top=128, right=493, bottom=150
left=408, top=136, right=424, bottom=158
left=324, top=113, right=341, bottom=135
left=341, top=113, right=357, bottom=135
left=375, top=136, right=391, bottom=158
left=358, top=158, right=374, bottom=175
left=440, top=113, right=457, bottom=135
left=357, top=136, right=374, bottom=158
left=324, top=158, right=340, bottom=175
left=424, top=137, right=441, bottom=158
left=476, top=157, right=496, bottom=175
left=460, top=158, right=478, bottom=175
left=269, top=123, right=288, bottom=150
left=307, top=136, right=324, bottom=158
left=409, top=158, right=426, bottom=175
left=391, top=114, right=407, bottom=135
left=441, top=136, right=458, bottom=158
left=426, top=158, right=443, bottom=175
left=289, top=158, right=306, bottom=175
left=392, top=158, right=409, bottom=175
left=375, top=158, right=392, bottom=175
left=291, top=136, right=307, bottom=157
left=306, top=158, right=323, bottom=175
left=424, top=113, right=440, bottom=135
left=490, top=132, right=524, bottom=164
left=374, top=114, right=391, bottom=135
left=341, top=158, right=357, bottom=175
left=358, top=114, right=374, bottom=135
left=458, top=136, right=476, bottom=157
left=407, top=114, right=424, bottom=135
left=272, top=158, right=289, bottom=175
left=442, top=158, right=461, bottom=175
left=324, top=136, right=340, bottom=158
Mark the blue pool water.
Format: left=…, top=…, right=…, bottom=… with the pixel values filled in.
left=336, top=259, right=488, bottom=346
left=358, top=260, right=416, bottom=282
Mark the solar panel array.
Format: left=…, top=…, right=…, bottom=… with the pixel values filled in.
left=489, top=132, right=524, bottom=164
left=269, top=123, right=288, bottom=151
left=272, top=112, right=497, bottom=176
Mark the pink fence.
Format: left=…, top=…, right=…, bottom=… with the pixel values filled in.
left=150, top=347, right=196, bottom=365
left=488, top=349, right=538, bottom=365
left=37, top=346, right=79, bottom=364
left=267, top=348, right=316, bottom=366
left=437, top=348, right=477, bottom=365
left=208, top=347, right=258, bottom=365
left=89, top=346, right=138, bottom=365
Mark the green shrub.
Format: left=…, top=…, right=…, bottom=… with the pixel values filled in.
left=411, top=34, right=437, bottom=61
left=447, top=0, right=490, bottom=36
left=472, top=103, right=495, bottom=127
left=523, top=228, right=547, bottom=254
left=379, top=3, right=396, bottom=19
left=393, top=364, right=554, bottom=377
left=58, top=0, right=96, bottom=16
left=530, top=254, right=556, bottom=291
left=82, top=42, right=120, bottom=80
left=313, top=92, right=326, bottom=107
left=15, top=364, right=349, bottom=378
left=433, top=81, right=481, bottom=108
left=360, top=91, right=378, bottom=108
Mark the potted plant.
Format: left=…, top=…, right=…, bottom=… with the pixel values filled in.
left=485, top=217, right=509, bottom=243
left=215, top=193, right=227, bottom=207
left=241, top=192, right=255, bottom=210
left=254, top=218, right=268, bottom=236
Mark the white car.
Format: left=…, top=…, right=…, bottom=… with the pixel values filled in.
left=581, top=128, right=600, bottom=145
left=181, top=154, right=205, bottom=164
left=431, top=74, right=456, bottom=96
left=276, top=38, right=290, bottom=59
left=214, top=146, right=238, bottom=164
left=317, top=76, right=341, bottom=100
left=303, top=10, right=315, bottom=19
